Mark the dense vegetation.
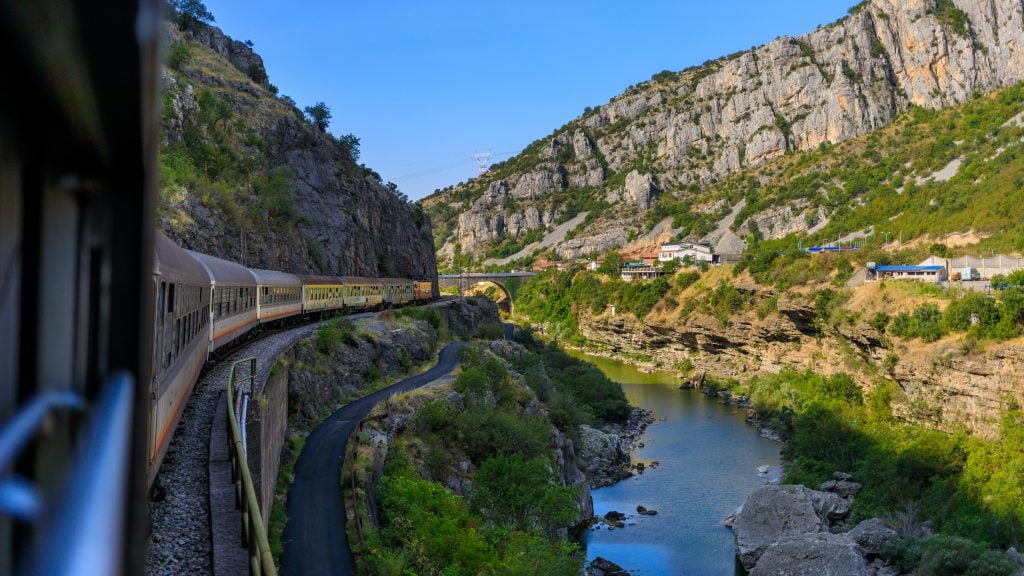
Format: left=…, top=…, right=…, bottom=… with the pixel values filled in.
left=357, top=341, right=630, bottom=575
left=709, top=369, right=1023, bottom=574
left=515, top=266, right=672, bottom=342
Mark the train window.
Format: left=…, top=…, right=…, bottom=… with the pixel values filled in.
left=159, top=282, right=166, bottom=316
left=168, top=283, right=175, bottom=314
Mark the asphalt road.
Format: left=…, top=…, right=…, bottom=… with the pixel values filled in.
left=280, top=341, right=467, bottom=576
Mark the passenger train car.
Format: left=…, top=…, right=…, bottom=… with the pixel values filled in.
left=146, top=233, right=434, bottom=485
left=0, top=2, right=434, bottom=571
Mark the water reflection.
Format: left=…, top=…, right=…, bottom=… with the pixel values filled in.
left=570, top=351, right=781, bottom=576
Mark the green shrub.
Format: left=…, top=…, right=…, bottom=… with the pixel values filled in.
left=869, top=311, right=891, bottom=332
left=911, top=304, right=944, bottom=342
left=674, top=270, right=701, bottom=290
left=475, top=321, right=505, bottom=340
left=414, top=399, right=452, bottom=432
left=891, top=304, right=944, bottom=341
left=166, top=43, right=191, bottom=69
left=396, top=306, right=442, bottom=329
left=910, top=535, right=1017, bottom=575
left=316, top=318, right=356, bottom=352
left=942, top=292, right=999, bottom=333
left=890, top=312, right=912, bottom=337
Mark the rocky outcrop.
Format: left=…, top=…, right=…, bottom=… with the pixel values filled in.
left=624, top=171, right=656, bottom=210
left=848, top=518, right=898, bottom=555
left=425, top=0, right=1024, bottom=265
left=587, top=556, right=630, bottom=576
left=159, top=20, right=437, bottom=284
left=732, top=482, right=898, bottom=575
left=575, top=292, right=1024, bottom=439
left=177, top=22, right=269, bottom=86
left=576, top=408, right=655, bottom=487
left=440, top=297, right=501, bottom=338
left=287, top=315, right=440, bottom=430
left=552, top=427, right=594, bottom=524
left=750, top=532, right=869, bottom=576
left=732, top=485, right=847, bottom=569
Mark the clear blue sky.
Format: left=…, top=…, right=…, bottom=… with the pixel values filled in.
left=203, top=0, right=855, bottom=200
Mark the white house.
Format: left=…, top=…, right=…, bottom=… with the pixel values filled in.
left=658, top=243, right=713, bottom=263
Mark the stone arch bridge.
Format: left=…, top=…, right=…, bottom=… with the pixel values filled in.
left=437, top=272, right=536, bottom=312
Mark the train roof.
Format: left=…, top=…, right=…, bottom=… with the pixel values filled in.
left=249, top=268, right=302, bottom=287
left=297, top=275, right=387, bottom=286
left=296, top=274, right=345, bottom=285
left=189, top=250, right=257, bottom=286
left=379, top=278, right=415, bottom=286
left=343, top=276, right=385, bottom=285
left=153, top=234, right=210, bottom=285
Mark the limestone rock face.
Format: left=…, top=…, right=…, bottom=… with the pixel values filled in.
left=749, top=532, right=870, bottom=576
left=624, top=171, right=656, bottom=209
left=732, top=485, right=843, bottom=569
left=159, top=21, right=437, bottom=284
left=576, top=425, right=631, bottom=488
left=551, top=427, right=594, bottom=524
left=575, top=292, right=1024, bottom=439
left=426, top=0, right=1024, bottom=265
left=512, top=171, right=561, bottom=200
left=178, top=21, right=269, bottom=86
left=556, top=230, right=630, bottom=260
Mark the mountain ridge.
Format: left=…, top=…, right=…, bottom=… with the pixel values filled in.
left=423, top=0, right=1024, bottom=270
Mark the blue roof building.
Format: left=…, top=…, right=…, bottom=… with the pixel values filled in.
left=868, top=264, right=947, bottom=283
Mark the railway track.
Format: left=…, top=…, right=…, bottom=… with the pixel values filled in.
left=146, top=320, right=326, bottom=576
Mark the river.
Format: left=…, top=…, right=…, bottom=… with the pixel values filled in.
left=571, top=351, right=782, bottom=576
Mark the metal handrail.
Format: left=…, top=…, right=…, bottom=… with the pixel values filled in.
left=32, top=371, right=135, bottom=576
left=226, top=357, right=277, bottom=576
left=0, top=390, right=85, bottom=520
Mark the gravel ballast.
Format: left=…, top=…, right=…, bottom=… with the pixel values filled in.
left=146, top=323, right=322, bottom=576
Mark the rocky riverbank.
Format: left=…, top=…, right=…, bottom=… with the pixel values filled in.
left=729, top=474, right=900, bottom=575
left=576, top=408, right=656, bottom=488
left=728, top=473, right=1024, bottom=576
left=574, top=292, right=1024, bottom=441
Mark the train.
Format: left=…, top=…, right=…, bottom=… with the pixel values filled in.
left=149, top=233, right=434, bottom=486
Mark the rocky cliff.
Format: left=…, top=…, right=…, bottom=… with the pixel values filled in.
left=571, top=281, right=1024, bottom=440
left=159, top=19, right=437, bottom=283
left=424, top=0, right=1024, bottom=267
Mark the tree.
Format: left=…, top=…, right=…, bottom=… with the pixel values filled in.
left=170, top=0, right=215, bottom=29
left=338, top=133, right=360, bottom=162
left=469, top=456, right=579, bottom=533
left=596, top=250, right=623, bottom=276
left=303, top=102, right=331, bottom=132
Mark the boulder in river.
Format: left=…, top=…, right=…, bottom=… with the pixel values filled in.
left=587, top=556, right=630, bottom=576
left=636, top=505, right=658, bottom=515
left=749, top=531, right=869, bottom=576
left=731, top=485, right=851, bottom=569
left=605, top=510, right=626, bottom=522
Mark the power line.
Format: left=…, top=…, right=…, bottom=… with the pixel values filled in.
left=473, top=150, right=493, bottom=175
left=391, top=150, right=517, bottom=182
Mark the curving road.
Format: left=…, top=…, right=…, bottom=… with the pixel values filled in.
left=280, top=341, right=468, bottom=576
